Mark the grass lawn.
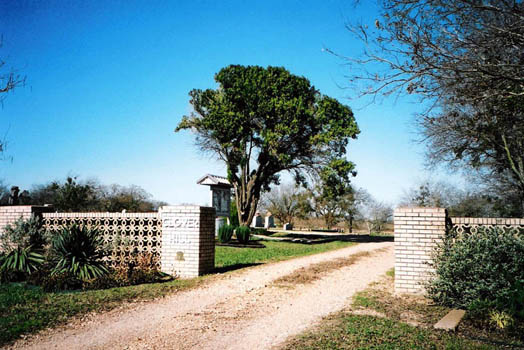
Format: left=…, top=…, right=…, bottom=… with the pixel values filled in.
left=215, top=240, right=355, bottom=268
left=282, top=270, right=522, bottom=350
left=0, top=239, right=355, bottom=346
left=283, top=314, right=494, bottom=350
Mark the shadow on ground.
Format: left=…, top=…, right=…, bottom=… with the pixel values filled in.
left=277, top=233, right=394, bottom=244
left=212, top=263, right=263, bottom=274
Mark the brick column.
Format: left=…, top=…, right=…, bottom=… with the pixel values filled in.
left=160, top=205, right=215, bottom=278
left=394, top=207, right=447, bottom=294
left=0, top=205, right=54, bottom=236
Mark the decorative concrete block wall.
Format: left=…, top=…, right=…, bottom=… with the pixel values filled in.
left=394, top=207, right=447, bottom=294
left=160, top=205, right=215, bottom=278
left=0, top=205, right=216, bottom=278
left=42, top=212, right=162, bottom=268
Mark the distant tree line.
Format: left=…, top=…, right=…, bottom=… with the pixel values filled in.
left=400, top=179, right=522, bottom=218
left=0, top=176, right=167, bottom=212
left=259, top=182, right=393, bottom=233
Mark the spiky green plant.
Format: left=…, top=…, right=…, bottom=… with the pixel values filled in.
left=0, top=246, right=44, bottom=275
left=50, top=225, right=108, bottom=280
left=218, top=224, right=234, bottom=243
left=0, top=216, right=47, bottom=280
left=236, top=225, right=251, bottom=244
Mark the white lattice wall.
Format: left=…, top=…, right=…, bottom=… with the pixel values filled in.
left=42, top=212, right=162, bottom=269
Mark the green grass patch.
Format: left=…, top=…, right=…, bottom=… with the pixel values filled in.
left=1, top=239, right=355, bottom=346
left=352, top=291, right=386, bottom=313
left=386, top=268, right=395, bottom=278
left=215, top=240, right=355, bottom=268
left=0, top=278, right=201, bottom=346
left=283, top=313, right=494, bottom=350
left=284, top=270, right=522, bottom=350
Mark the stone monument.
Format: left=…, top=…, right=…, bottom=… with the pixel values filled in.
left=264, top=212, right=274, bottom=229
left=251, top=212, right=263, bottom=228
left=197, top=174, right=232, bottom=218
left=8, top=186, right=20, bottom=205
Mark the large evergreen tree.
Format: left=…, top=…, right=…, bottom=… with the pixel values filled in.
left=176, top=65, right=359, bottom=225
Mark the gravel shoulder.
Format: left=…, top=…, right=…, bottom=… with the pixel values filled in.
left=9, top=241, right=394, bottom=350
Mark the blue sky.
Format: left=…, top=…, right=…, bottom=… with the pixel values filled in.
left=0, top=0, right=461, bottom=206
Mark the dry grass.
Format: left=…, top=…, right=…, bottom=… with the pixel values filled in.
left=272, top=248, right=388, bottom=287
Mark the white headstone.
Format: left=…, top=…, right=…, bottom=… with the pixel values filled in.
left=264, top=215, right=274, bottom=229
left=283, top=223, right=293, bottom=231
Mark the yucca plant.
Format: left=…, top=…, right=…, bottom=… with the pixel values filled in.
left=218, top=224, right=234, bottom=243
left=236, top=225, right=251, bottom=244
left=50, top=225, right=108, bottom=280
left=0, top=216, right=47, bottom=280
left=0, top=246, right=44, bottom=274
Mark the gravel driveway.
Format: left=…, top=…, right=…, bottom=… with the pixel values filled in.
left=10, top=241, right=394, bottom=350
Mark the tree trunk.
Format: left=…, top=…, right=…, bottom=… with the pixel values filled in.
left=234, top=181, right=261, bottom=227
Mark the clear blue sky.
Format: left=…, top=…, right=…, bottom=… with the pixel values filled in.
left=0, top=0, right=461, bottom=206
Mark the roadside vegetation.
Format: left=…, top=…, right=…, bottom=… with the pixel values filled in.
left=282, top=270, right=522, bottom=350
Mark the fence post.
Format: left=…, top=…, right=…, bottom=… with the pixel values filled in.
left=394, top=207, right=447, bottom=294
left=159, top=205, right=215, bottom=278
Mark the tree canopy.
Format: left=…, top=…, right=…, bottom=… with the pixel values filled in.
left=176, top=65, right=359, bottom=225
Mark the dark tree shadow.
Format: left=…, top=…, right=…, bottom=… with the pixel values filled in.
left=211, top=263, right=263, bottom=274
left=280, top=233, right=394, bottom=243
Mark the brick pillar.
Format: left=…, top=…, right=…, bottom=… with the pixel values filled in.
left=394, top=207, right=447, bottom=294
left=0, top=205, right=54, bottom=236
left=160, top=205, right=215, bottom=278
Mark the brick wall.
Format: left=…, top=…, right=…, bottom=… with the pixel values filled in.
left=394, top=207, right=447, bottom=294
left=160, top=205, right=216, bottom=278
left=0, top=205, right=54, bottom=237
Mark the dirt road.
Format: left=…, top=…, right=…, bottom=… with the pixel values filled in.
left=11, top=241, right=394, bottom=350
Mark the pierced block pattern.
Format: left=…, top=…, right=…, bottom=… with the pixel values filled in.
left=450, top=217, right=524, bottom=236
left=42, top=212, right=162, bottom=268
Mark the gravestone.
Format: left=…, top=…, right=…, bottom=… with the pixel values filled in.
left=251, top=212, right=263, bottom=228
left=264, top=213, right=274, bottom=229
left=283, top=223, right=293, bottom=231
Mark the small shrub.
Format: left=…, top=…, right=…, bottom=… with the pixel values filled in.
left=0, top=217, right=47, bottom=282
left=252, top=228, right=268, bottom=236
left=236, top=225, right=251, bottom=244
left=489, top=310, right=515, bottom=330
left=0, top=247, right=44, bottom=276
left=41, top=270, right=82, bottom=292
left=218, top=224, right=234, bottom=243
left=0, top=216, right=47, bottom=252
left=50, top=225, right=108, bottom=280
left=135, top=252, right=159, bottom=272
left=83, top=253, right=167, bottom=290
left=427, top=227, right=524, bottom=318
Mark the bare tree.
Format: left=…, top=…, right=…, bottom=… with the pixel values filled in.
left=259, top=183, right=309, bottom=226
left=340, top=0, right=523, bottom=104
left=0, top=39, right=25, bottom=102
left=358, top=194, right=392, bottom=234
left=338, top=1, right=524, bottom=214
